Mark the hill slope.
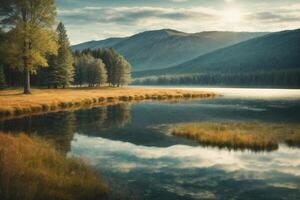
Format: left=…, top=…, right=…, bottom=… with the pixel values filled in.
left=72, top=37, right=125, bottom=51
left=72, top=29, right=267, bottom=71
left=134, top=29, right=300, bottom=87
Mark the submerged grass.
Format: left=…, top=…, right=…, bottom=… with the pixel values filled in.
left=171, top=122, right=300, bottom=151
left=0, top=133, right=107, bottom=200
left=0, top=87, right=216, bottom=118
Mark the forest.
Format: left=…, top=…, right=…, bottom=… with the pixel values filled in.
left=133, top=70, right=300, bottom=88
left=0, top=0, right=131, bottom=93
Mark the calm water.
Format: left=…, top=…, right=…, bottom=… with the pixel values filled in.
left=1, top=88, right=300, bottom=200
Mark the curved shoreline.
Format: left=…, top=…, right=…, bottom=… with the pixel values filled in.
left=0, top=87, right=217, bottom=120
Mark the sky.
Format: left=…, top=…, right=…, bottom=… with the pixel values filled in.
left=55, top=0, right=300, bottom=44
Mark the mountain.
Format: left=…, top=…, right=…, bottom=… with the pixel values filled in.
left=72, top=29, right=267, bottom=72
left=133, top=28, right=300, bottom=87
left=72, top=37, right=125, bottom=50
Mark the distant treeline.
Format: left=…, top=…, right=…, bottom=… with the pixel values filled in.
left=133, top=71, right=300, bottom=88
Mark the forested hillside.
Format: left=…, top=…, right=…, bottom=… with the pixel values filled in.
left=134, top=29, right=300, bottom=87
left=72, top=29, right=267, bottom=71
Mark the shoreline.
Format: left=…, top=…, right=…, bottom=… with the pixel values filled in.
left=0, top=87, right=217, bottom=120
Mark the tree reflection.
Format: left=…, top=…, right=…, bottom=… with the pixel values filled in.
left=0, top=112, right=76, bottom=153
left=0, top=104, right=132, bottom=152
left=74, top=104, right=132, bottom=135
left=104, top=104, right=131, bottom=129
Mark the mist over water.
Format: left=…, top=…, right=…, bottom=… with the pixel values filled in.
left=131, top=86, right=300, bottom=100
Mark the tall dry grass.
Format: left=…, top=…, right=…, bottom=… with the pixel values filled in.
left=0, top=88, right=216, bottom=118
left=0, top=133, right=107, bottom=200
left=171, top=122, right=300, bottom=151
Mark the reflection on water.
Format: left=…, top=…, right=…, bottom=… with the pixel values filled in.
left=71, top=134, right=300, bottom=200
left=0, top=104, right=131, bottom=152
left=0, top=91, right=300, bottom=199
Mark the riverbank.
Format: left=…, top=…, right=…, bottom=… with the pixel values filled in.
left=0, top=133, right=107, bottom=200
left=0, top=87, right=217, bottom=119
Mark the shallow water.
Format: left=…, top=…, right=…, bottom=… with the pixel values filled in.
left=1, top=88, right=300, bottom=199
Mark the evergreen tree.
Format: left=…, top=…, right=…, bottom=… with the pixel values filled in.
left=48, top=22, right=73, bottom=88
left=0, top=0, right=58, bottom=94
left=101, top=48, right=119, bottom=86
left=0, top=65, right=6, bottom=89
left=73, top=56, right=85, bottom=87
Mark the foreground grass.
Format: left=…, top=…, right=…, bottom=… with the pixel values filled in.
left=171, top=122, right=300, bottom=151
left=0, top=133, right=107, bottom=200
left=0, top=87, right=216, bottom=118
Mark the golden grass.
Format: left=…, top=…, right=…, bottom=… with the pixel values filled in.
left=0, top=87, right=216, bottom=118
left=0, top=133, right=107, bottom=200
left=171, top=122, right=300, bottom=151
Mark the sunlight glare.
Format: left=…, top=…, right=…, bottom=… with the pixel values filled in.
left=222, top=8, right=242, bottom=23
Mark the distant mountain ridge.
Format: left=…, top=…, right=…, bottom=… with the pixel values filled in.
left=72, top=29, right=268, bottom=72
left=133, top=28, right=300, bottom=88
left=137, top=28, right=300, bottom=75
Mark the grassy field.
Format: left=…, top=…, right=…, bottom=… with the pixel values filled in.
left=0, top=87, right=216, bottom=119
left=171, top=122, right=300, bottom=151
left=0, top=133, right=107, bottom=200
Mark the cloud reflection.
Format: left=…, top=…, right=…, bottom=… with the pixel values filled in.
left=70, top=134, right=300, bottom=198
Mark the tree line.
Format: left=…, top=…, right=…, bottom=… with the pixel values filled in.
left=133, top=71, right=300, bottom=88
left=73, top=48, right=131, bottom=87
left=0, top=0, right=131, bottom=93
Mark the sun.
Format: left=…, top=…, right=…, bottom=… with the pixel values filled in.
left=222, top=8, right=243, bottom=23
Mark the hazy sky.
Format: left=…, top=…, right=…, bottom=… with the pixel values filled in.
left=55, top=0, right=300, bottom=44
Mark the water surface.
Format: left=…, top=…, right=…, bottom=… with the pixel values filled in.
left=1, top=88, right=300, bottom=199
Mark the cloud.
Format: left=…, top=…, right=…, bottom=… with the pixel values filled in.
left=250, top=11, right=300, bottom=23
left=57, top=2, right=300, bottom=44
left=58, top=6, right=216, bottom=26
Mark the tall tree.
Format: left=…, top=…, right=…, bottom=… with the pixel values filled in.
left=0, top=65, right=6, bottom=89
left=0, top=0, right=58, bottom=94
left=48, top=22, right=73, bottom=88
left=86, top=58, right=107, bottom=87
left=101, top=48, right=119, bottom=86
left=114, top=55, right=131, bottom=87
left=73, top=56, right=85, bottom=87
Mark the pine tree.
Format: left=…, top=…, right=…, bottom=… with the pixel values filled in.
left=0, top=0, right=58, bottom=94
left=48, top=22, right=73, bottom=88
left=73, top=56, right=85, bottom=87
left=100, top=48, right=119, bottom=86
left=0, top=65, right=6, bottom=89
